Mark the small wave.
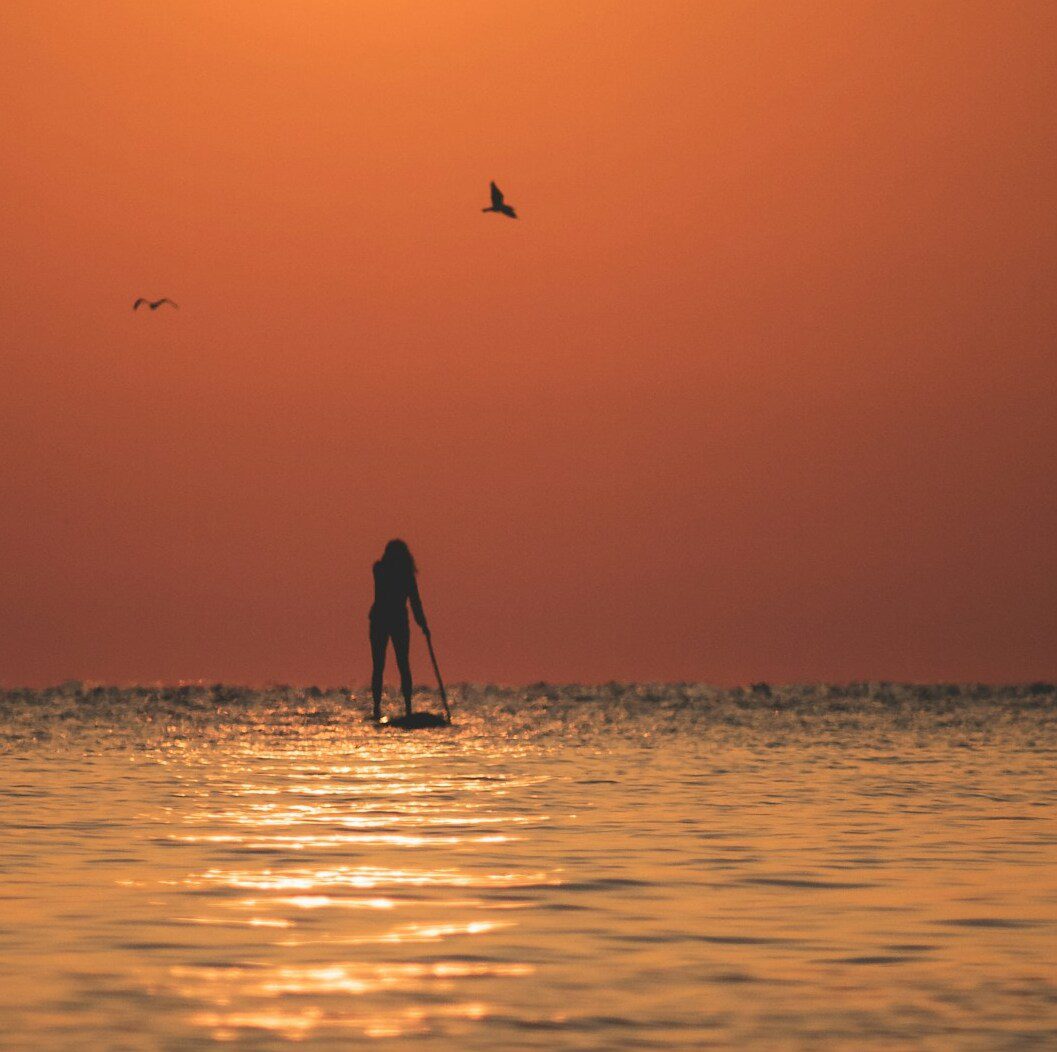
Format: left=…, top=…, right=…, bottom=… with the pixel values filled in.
left=742, top=877, right=876, bottom=890
left=934, top=917, right=1043, bottom=929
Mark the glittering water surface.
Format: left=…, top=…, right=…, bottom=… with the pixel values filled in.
left=1, top=683, right=1056, bottom=1049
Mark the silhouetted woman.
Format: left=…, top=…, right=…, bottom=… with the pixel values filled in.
left=369, top=539, right=429, bottom=720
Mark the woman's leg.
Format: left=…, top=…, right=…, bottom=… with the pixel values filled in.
left=369, top=620, right=389, bottom=719
left=392, top=619, right=413, bottom=716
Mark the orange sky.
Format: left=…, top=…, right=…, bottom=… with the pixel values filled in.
left=1, top=1, right=1055, bottom=686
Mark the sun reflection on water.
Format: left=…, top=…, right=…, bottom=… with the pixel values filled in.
left=152, top=731, right=555, bottom=1042
left=191, top=1001, right=492, bottom=1042
left=172, top=831, right=516, bottom=847
left=173, top=960, right=531, bottom=997
left=269, top=918, right=515, bottom=950
left=187, top=865, right=559, bottom=891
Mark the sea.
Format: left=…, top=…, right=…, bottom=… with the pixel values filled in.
left=1, top=682, right=1055, bottom=1050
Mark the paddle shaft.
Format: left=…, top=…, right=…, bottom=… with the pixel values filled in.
left=425, top=632, right=452, bottom=724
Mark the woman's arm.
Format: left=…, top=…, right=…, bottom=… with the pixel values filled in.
left=409, top=575, right=428, bottom=633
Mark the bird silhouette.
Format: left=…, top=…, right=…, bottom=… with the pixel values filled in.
left=133, top=298, right=178, bottom=311
left=482, top=181, right=517, bottom=219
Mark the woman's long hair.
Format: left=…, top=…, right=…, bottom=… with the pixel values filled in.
left=380, top=538, right=417, bottom=575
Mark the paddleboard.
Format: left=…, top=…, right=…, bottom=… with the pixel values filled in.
left=375, top=712, right=450, bottom=730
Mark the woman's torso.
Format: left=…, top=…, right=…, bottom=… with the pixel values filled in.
left=370, top=560, right=413, bottom=622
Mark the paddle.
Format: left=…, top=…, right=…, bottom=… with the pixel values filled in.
left=424, top=629, right=452, bottom=724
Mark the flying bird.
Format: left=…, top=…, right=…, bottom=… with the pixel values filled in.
left=482, top=181, right=517, bottom=219
left=133, top=298, right=178, bottom=311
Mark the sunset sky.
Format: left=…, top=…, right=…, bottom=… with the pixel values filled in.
left=2, top=1, right=1054, bottom=686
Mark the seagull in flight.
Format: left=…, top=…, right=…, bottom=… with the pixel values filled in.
left=482, top=181, right=517, bottom=219
left=133, top=297, right=178, bottom=311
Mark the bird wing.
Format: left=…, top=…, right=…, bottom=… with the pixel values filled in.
left=133, top=298, right=147, bottom=310
left=490, top=181, right=504, bottom=207
left=158, top=298, right=178, bottom=308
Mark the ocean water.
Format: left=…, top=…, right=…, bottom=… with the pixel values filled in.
left=1, top=683, right=1056, bottom=1050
